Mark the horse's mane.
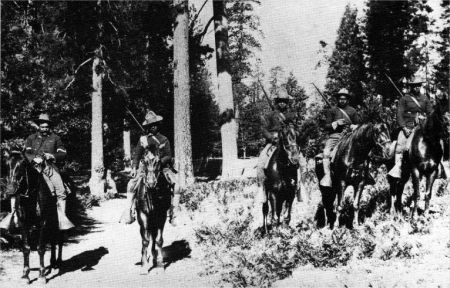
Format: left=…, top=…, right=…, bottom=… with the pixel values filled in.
left=337, top=124, right=374, bottom=153
left=422, top=104, right=445, bottom=142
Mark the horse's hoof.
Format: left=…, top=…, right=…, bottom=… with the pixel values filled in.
left=21, top=276, right=30, bottom=285
left=38, top=276, right=47, bottom=285
left=139, top=266, right=149, bottom=275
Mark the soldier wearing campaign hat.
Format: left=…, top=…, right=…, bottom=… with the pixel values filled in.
left=320, top=88, right=360, bottom=187
left=25, top=113, right=74, bottom=230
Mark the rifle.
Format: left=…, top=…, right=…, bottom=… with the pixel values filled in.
left=383, top=73, right=404, bottom=98
left=310, top=83, right=332, bottom=108
left=125, top=106, right=145, bottom=133
left=257, top=79, right=275, bottom=111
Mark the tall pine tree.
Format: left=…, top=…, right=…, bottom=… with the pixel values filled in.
left=325, top=4, right=365, bottom=106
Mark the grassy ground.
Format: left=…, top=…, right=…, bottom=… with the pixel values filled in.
left=182, top=171, right=450, bottom=288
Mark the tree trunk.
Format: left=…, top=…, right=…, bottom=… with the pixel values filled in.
left=214, top=0, right=239, bottom=178
left=173, top=0, right=194, bottom=189
left=197, top=0, right=219, bottom=102
left=123, top=119, right=131, bottom=172
left=89, top=55, right=105, bottom=197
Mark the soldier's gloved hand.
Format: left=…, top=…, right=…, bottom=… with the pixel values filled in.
left=33, top=156, right=44, bottom=165
left=139, top=135, right=148, bottom=148
left=130, top=167, right=137, bottom=178
left=331, top=121, right=339, bottom=130
left=350, top=124, right=358, bottom=131
left=43, top=153, right=55, bottom=161
left=402, top=127, right=412, bottom=137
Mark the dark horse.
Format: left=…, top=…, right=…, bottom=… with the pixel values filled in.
left=134, top=146, right=171, bottom=273
left=262, top=125, right=300, bottom=234
left=0, top=146, right=64, bottom=284
left=387, top=96, right=449, bottom=218
left=315, top=123, right=391, bottom=228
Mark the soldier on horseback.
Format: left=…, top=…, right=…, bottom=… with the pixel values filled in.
left=120, top=110, right=177, bottom=225
left=256, top=92, right=302, bottom=203
left=388, top=76, right=433, bottom=178
left=320, top=88, right=360, bottom=187
left=24, top=113, right=74, bottom=230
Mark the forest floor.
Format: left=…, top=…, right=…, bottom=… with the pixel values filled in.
left=1, top=161, right=449, bottom=287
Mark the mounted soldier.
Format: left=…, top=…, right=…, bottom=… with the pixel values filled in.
left=320, top=88, right=360, bottom=187
left=256, top=90, right=302, bottom=203
left=120, top=110, right=177, bottom=225
left=388, top=75, right=433, bottom=178
left=24, top=113, right=74, bottom=230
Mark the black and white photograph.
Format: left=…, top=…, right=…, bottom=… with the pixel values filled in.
left=1, top=0, right=449, bottom=287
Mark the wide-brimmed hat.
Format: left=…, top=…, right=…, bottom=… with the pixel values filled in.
left=406, top=75, right=425, bottom=86
left=334, top=88, right=351, bottom=99
left=142, top=110, right=163, bottom=126
left=36, top=113, right=52, bottom=124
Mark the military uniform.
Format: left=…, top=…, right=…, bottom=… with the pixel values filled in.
left=320, top=88, right=360, bottom=187
left=388, top=92, right=432, bottom=178
left=256, top=96, right=302, bottom=203
left=120, top=110, right=176, bottom=225
left=24, top=113, right=74, bottom=230
left=323, top=105, right=359, bottom=158
left=127, top=132, right=174, bottom=194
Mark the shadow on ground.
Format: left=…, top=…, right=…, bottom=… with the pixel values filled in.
left=162, top=239, right=191, bottom=267
left=47, top=246, right=109, bottom=281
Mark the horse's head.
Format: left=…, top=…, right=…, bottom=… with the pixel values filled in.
left=371, top=122, right=392, bottom=160
left=279, top=125, right=300, bottom=166
left=143, top=149, right=161, bottom=189
left=1, top=144, right=26, bottom=197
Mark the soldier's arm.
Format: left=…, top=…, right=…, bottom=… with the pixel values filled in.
left=160, top=138, right=172, bottom=167
left=324, top=109, right=335, bottom=131
left=54, top=135, right=67, bottom=163
left=132, top=140, right=144, bottom=169
left=397, top=98, right=406, bottom=127
left=260, top=115, right=273, bottom=140
left=24, top=135, right=36, bottom=162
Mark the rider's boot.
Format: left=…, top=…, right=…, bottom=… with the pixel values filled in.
left=388, top=152, right=403, bottom=179
left=296, top=167, right=303, bottom=202
left=169, top=192, right=180, bottom=226
left=257, top=183, right=267, bottom=203
left=439, top=160, right=448, bottom=179
left=119, top=192, right=135, bottom=224
left=320, top=157, right=332, bottom=187
left=57, top=198, right=75, bottom=230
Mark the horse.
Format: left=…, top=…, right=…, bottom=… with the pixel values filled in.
left=262, top=125, right=300, bottom=234
left=387, top=95, right=449, bottom=219
left=0, top=146, right=64, bottom=284
left=134, top=145, right=172, bottom=273
left=315, top=123, right=391, bottom=228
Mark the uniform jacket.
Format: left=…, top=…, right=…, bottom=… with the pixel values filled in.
left=324, top=105, right=359, bottom=134
left=25, top=132, right=67, bottom=163
left=261, top=110, right=296, bottom=141
left=397, top=93, right=432, bottom=128
left=133, top=132, right=172, bottom=169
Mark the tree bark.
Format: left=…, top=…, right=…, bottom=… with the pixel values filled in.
left=174, top=0, right=194, bottom=189
left=196, top=0, right=219, bottom=102
left=89, top=55, right=105, bottom=196
left=123, top=120, right=131, bottom=172
left=214, top=0, right=239, bottom=178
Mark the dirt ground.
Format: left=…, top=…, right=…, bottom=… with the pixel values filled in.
left=0, top=198, right=217, bottom=288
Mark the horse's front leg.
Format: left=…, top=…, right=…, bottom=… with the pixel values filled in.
left=21, top=227, right=31, bottom=284
left=424, top=169, right=438, bottom=214
left=262, top=201, right=269, bottom=235
left=334, top=180, right=345, bottom=228
left=38, top=222, right=47, bottom=284
left=155, top=227, right=164, bottom=267
left=139, top=221, right=150, bottom=274
left=352, top=180, right=365, bottom=227
left=149, top=229, right=157, bottom=268
left=410, top=169, right=421, bottom=220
